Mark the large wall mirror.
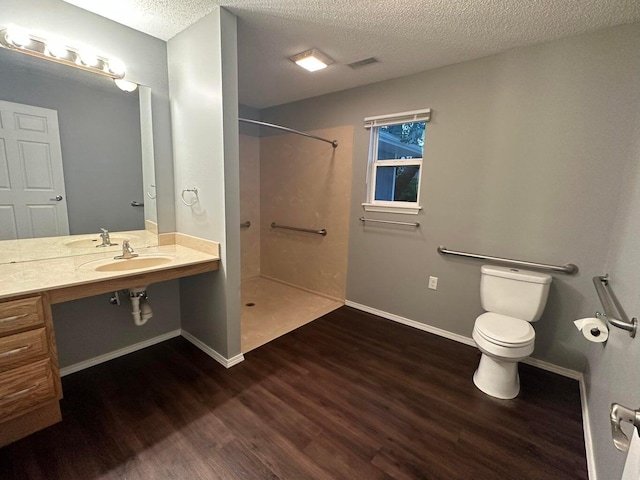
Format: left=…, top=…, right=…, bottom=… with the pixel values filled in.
left=0, top=45, right=158, bottom=263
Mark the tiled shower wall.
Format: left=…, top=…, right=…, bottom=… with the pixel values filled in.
left=239, top=134, right=261, bottom=280
left=259, top=126, right=354, bottom=300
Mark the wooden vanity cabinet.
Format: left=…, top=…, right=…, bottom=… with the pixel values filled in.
left=0, top=294, right=62, bottom=447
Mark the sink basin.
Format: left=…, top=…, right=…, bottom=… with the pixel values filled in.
left=94, top=256, right=173, bottom=272
left=80, top=255, right=174, bottom=272
left=64, top=238, right=125, bottom=248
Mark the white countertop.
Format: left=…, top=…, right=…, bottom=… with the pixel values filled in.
left=0, top=243, right=219, bottom=300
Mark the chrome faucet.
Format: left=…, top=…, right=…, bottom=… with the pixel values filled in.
left=114, top=240, right=138, bottom=259
left=97, top=228, right=117, bottom=247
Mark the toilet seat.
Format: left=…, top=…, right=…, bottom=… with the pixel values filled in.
left=474, top=312, right=535, bottom=347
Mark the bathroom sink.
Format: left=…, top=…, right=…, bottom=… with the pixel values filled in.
left=64, top=238, right=125, bottom=248
left=80, top=255, right=174, bottom=272
left=95, top=256, right=173, bottom=272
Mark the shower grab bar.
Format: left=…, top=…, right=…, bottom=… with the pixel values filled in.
left=240, top=221, right=251, bottom=228
left=239, top=118, right=338, bottom=148
left=437, top=246, right=579, bottom=275
left=593, top=275, right=637, bottom=337
left=359, top=217, right=420, bottom=227
left=271, top=222, right=327, bottom=236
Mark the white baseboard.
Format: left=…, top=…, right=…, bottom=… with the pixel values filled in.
left=579, top=375, right=597, bottom=480
left=345, top=300, right=476, bottom=347
left=344, top=300, right=581, bottom=379
left=60, top=329, right=182, bottom=377
left=181, top=329, right=245, bottom=368
left=521, top=356, right=581, bottom=380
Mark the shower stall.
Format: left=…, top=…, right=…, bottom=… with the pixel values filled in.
left=239, top=118, right=354, bottom=353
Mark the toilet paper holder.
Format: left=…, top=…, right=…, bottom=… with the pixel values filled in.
left=610, top=403, right=640, bottom=452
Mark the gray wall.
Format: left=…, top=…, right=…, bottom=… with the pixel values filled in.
left=261, top=23, right=640, bottom=372
left=239, top=104, right=261, bottom=137
left=168, top=8, right=241, bottom=359
left=52, top=280, right=181, bottom=368
left=1, top=0, right=180, bottom=366
left=586, top=121, right=640, bottom=475
left=0, top=56, right=144, bottom=234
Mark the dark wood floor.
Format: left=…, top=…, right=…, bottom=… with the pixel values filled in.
left=0, top=307, right=587, bottom=479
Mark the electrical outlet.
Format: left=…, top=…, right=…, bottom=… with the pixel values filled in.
left=428, top=276, right=438, bottom=290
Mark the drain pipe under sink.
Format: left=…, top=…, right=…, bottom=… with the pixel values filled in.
left=129, top=287, right=153, bottom=326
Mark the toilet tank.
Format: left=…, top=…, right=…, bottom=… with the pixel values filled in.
left=480, top=265, right=552, bottom=322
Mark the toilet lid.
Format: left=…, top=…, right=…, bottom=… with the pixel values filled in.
left=475, top=312, right=535, bottom=346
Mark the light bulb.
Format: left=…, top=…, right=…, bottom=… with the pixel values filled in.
left=47, top=41, right=69, bottom=59
left=114, top=79, right=138, bottom=92
left=5, top=27, right=31, bottom=47
left=107, top=58, right=126, bottom=76
left=79, top=49, right=99, bottom=67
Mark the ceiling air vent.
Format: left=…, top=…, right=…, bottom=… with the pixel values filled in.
left=347, top=57, right=379, bottom=69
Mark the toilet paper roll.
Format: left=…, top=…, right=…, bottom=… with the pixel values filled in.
left=574, top=317, right=609, bottom=343
left=622, top=429, right=640, bottom=480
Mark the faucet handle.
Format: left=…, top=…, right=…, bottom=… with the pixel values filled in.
left=114, top=240, right=137, bottom=259
left=97, top=228, right=114, bottom=247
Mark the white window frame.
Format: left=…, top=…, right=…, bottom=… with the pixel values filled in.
left=362, top=108, right=431, bottom=215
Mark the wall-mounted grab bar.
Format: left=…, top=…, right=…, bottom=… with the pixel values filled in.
left=437, top=246, right=579, bottom=275
left=359, top=217, right=420, bottom=227
left=240, top=221, right=251, bottom=228
left=593, top=275, right=637, bottom=338
left=271, top=222, right=327, bottom=236
left=239, top=118, right=338, bottom=148
left=610, top=403, right=640, bottom=452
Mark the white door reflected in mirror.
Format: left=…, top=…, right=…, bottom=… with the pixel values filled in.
left=0, top=100, right=69, bottom=240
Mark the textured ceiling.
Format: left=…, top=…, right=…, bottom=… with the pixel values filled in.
left=63, top=0, right=640, bottom=108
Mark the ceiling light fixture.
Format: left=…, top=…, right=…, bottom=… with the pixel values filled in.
left=290, top=48, right=333, bottom=72
left=0, top=25, right=135, bottom=92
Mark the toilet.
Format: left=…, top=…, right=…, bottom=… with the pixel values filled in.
left=472, top=265, right=552, bottom=399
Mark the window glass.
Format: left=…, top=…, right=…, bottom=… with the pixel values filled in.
left=374, top=165, right=420, bottom=202
left=377, top=122, right=425, bottom=160
left=364, top=111, right=428, bottom=213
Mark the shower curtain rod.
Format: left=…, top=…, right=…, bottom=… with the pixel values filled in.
left=238, top=118, right=338, bottom=148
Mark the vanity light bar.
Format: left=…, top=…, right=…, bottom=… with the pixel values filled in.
left=0, top=27, right=125, bottom=80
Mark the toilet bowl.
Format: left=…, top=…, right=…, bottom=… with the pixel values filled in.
left=472, top=312, right=535, bottom=399
left=472, top=265, right=552, bottom=399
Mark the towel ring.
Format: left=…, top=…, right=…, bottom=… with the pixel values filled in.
left=181, top=187, right=199, bottom=207
left=146, top=184, right=156, bottom=200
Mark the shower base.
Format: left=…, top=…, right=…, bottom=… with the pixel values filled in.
left=241, top=276, right=342, bottom=353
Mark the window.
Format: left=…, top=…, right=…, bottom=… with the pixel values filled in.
left=363, top=109, right=431, bottom=214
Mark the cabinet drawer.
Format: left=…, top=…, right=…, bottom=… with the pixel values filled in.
left=0, top=328, right=48, bottom=372
left=0, top=297, right=44, bottom=336
left=0, top=358, right=56, bottom=421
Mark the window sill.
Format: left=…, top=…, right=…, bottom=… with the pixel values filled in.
left=362, top=203, right=422, bottom=215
